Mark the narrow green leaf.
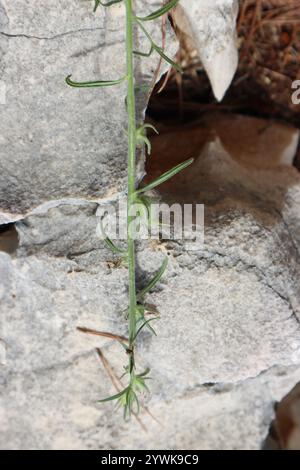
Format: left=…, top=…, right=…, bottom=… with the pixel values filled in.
left=99, top=387, right=128, bottom=403
left=138, top=257, right=168, bottom=300
left=124, top=389, right=132, bottom=420
left=119, top=341, right=130, bottom=351
left=135, top=304, right=145, bottom=319
left=94, top=0, right=123, bottom=12
left=136, top=123, right=158, bottom=139
left=131, top=390, right=140, bottom=415
left=137, top=135, right=152, bottom=155
left=153, top=44, right=182, bottom=73
left=136, top=124, right=159, bottom=155
left=133, top=45, right=154, bottom=58
left=135, top=0, right=179, bottom=21
left=137, top=367, right=151, bottom=378
left=136, top=158, right=194, bottom=194
left=99, top=219, right=127, bottom=255
left=94, top=0, right=101, bottom=11
left=134, top=376, right=150, bottom=393
left=103, top=237, right=126, bottom=255
left=66, top=75, right=126, bottom=88
left=143, top=124, right=159, bottom=135
left=133, top=318, right=159, bottom=342
left=135, top=306, right=157, bottom=336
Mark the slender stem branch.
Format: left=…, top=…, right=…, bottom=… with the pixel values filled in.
left=125, top=0, right=137, bottom=375
left=69, top=0, right=187, bottom=417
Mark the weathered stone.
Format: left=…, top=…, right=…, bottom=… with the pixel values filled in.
left=1, top=1, right=300, bottom=451
left=173, top=0, right=239, bottom=101
left=0, top=0, right=177, bottom=220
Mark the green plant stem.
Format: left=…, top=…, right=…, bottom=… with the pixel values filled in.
left=125, top=0, right=137, bottom=376
left=68, top=0, right=190, bottom=416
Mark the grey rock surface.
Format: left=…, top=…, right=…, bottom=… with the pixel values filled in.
left=173, top=0, right=239, bottom=101
left=0, top=0, right=176, bottom=220
left=1, top=127, right=300, bottom=448
left=0, top=1, right=300, bottom=451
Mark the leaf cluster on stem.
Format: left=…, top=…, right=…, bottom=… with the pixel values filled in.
left=66, top=0, right=193, bottom=419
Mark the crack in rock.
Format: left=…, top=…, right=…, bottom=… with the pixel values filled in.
left=0, top=27, right=104, bottom=41
left=1, top=349, right=97, bottom=381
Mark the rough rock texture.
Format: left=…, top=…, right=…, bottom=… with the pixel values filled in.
left=173, top=0, right=239, bottom=101
left=269, top=383, right=300, bottom=449
left=1, top=114, right=300, bottom=449
left=1, top=1, right=300, bottom=451
left=0, top=0, right=176, bottom=222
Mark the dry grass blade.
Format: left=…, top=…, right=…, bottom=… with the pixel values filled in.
left=96, top=347, right=122, bottom=392
left=77, top=326, right=128, bottom=343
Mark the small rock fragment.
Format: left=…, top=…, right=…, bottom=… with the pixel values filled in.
left=174, top=0, right=239, bottom=101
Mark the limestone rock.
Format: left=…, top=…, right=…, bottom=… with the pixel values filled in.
left=1, top=117, right=300, bottom=448
left=0, top=0, right=177, bottom=221
left=1, top=0, right=300, bottom=452
left=173, top=0, right=239, bottom=101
